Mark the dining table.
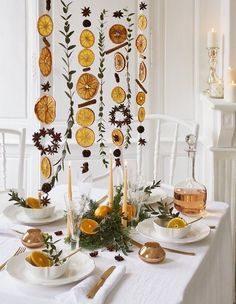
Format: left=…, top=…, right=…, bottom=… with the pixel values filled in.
left=0, top=185, right=234, bottom=304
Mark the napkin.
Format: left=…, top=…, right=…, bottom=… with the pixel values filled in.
left=56, top=265, right=126, bottom=304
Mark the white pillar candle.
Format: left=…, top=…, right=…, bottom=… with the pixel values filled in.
left=207, top=28, right=218, bottom=48
left=225, top=81, right=236, bottom=102
left=228, top=67, right=235, bottom=83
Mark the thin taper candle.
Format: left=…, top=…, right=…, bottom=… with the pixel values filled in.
left=68, top=161, right=72, bottom=202
left=108, top=150, right=114, bottom=208
left=67, top=161, right=72, bottom=237
left=122, top=161, right=128, bottom=227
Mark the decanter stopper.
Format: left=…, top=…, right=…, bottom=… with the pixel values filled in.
left=185, top=134, right=196, bottom=156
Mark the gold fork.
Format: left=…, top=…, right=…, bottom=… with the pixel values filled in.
left=0, top=246, right=26, bottom=271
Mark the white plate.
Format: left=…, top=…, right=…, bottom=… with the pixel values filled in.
left=3, top=205, right=64, bottom=225
left=136, top=218, right=210, bottom=244
left=144, top=188, right=168, bottom=205
left=6, top=251, right=95, bottom=286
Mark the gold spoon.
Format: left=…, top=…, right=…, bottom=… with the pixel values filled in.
left=130, top=239, right=196, bottom=256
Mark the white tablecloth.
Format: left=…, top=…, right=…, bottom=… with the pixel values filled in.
left=0, top=186, right=234, bottom=304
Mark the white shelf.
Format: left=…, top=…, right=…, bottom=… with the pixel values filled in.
left=200, top=93, right=236, bottom=111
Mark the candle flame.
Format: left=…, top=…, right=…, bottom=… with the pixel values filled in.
left=228, top=66, right=232, bottom=70
left=232, top=81, right=236, bottom=85
left=211, top=28, right=215, bottom=32
left=109, top=148, right=112, bottom=154
left=68, top=161, right=71, bottom=167
left=124, top=160, right=128, bottom=167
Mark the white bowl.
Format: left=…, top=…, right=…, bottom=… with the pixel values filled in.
left=153, top=218, right=191, bottom=239
left=25, top=256, right=69, bottom=280
left=23, top=205, right=55, bottom=219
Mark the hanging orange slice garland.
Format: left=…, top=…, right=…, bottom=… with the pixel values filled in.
left=136, top=7, right=148, bottom=146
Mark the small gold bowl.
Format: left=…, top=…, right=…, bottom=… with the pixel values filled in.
left=138, top=242, right=166, bottom=264
left=21, top=229, right=44, bottom=248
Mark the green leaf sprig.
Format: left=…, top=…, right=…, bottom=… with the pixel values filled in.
left=123, top=8, right=135, bottom=149
left=42, top=233, right=65, bottom=265
left=97, top=9, right=109, bottom=168
left=49, top=0, right=75, bottom=188
left=144, top=180, right=161, bottom=195
left=8, top=190, right=28, bottom=208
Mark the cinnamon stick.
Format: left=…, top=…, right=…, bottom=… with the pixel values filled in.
left=135, top=79, right=147, bottom=94
left=104, top=42, right=128, bottom=55
left=43, top=37, right=51, bottom=48
left=83, top=67, right=91, bottom=72
left=78, top=99, right=97, bottom=108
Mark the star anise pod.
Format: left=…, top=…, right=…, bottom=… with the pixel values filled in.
left=140, top=2, right=148, bottom=10
left=41, top=81, right=51, bottom=92
left=113, top=10, right=124, bottom=18
left=40, top=128, right=47, bottom=137
left=113, top=134, right=120, bottom=142
left=114, top=254, right=124, bottom=261
left=106, top=244, right=115, bottom=252
left=32, top=132, right=41, bottom=143
left=115, top=158, right=121, bottom=167
left=89, top=251, right=98, bottom=257
left=40, top=194, right=51, bottom=207
left=52, top=132, right=62, bottom=143
left=81, top=6, right=91, bottom=17
left=138, top=138, right=147, bottom=146
left=81, top=162, right=89, bottom=174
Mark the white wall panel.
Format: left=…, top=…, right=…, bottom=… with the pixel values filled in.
left=0, top=0, right=27, bottom=119
left=164, top=0, right=195, bottom=119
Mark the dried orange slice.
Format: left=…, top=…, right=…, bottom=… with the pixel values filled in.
left=37, top=14, right=53, bottom=37
left=167, top=218, right=187, bottom=228
left=94, top=205, right=112, bottom=219
left=109, top=24, right=127, bottom=44
left=25, top=197, right=41, bottom=209
left=80, top=219, right=98, bottom=235
left=80, top=30, right=95, bottom=48
left=78, top=49, right=95, bottom=67
left=35, top=95, right=56, bottom=124
left=114, top=52, right=126, bottom=72
left=76, top=73, right=99, bottom=100
left=76, top=108, right=95, bottom=127
left=39, top=47, right=52, bottom=77
left=30, top=251, right=51, bottom=267
left=111, top=86, right=126, bottom=104
left=139, top=61, right=147, bottom=83
left=138, top=107, right=146, bottom=122
left=75, top=127, right=95, bottom=148
left=136, top=34, right=147, bottom=54
left=138, top=15, right=147, bottom=31
left=136, top=92, right=146, bottom=106
left=41, top=157, right=52, bottom=179
left=112, top=129, right=124, bottom=146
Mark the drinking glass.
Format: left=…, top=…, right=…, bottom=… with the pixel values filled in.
left=128, top=176, right=146, bottom=223
left=64, top=191, right=87, bottom=249
left=77, top=169, right=93, bottom=204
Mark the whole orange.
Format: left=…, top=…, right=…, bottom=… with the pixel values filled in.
left=94, top=205, right=112, bottom=219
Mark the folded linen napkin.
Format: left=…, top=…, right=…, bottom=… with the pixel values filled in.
left=56, top=265, right=126, bottom=304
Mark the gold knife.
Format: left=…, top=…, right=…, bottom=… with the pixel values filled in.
left=87, top=266, right=116, bottom=299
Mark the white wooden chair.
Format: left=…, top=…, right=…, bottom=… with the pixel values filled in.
left=0, top=128, right=26, bottom=199
left=137, top=114, right=199, bottom=192
left=92, top=114, right=198, bottom=191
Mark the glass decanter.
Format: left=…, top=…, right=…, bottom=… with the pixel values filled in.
left=174, top=134, right=207, bottom=216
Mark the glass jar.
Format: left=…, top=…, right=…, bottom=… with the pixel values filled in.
left=174, top=134, right=207, bottom=216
